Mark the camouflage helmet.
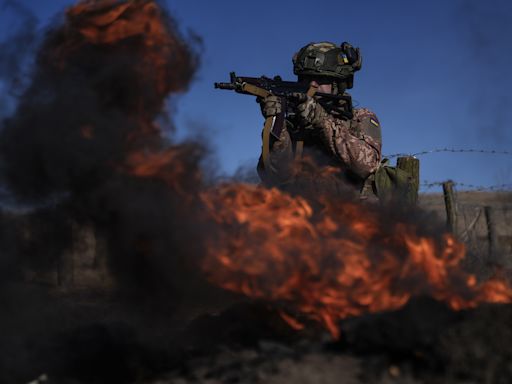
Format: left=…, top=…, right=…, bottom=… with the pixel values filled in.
left=292, top=41, right=362, bottom=88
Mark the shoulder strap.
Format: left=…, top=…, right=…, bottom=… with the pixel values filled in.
left=293, top=84, right=318, bottom=160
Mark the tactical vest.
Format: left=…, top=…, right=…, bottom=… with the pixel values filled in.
left=259, top=102, right=419, bottom=205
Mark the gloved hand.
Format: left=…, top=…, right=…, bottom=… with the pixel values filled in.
left=257, top=95, right=282, bottom=118
left=296, top=96, right=328, bottom=126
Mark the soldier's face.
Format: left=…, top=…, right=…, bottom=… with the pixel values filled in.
left=309, top=78, right=333, bottom=94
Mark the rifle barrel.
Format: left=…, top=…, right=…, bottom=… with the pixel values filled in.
left=214, top=82, right=236, bottom=89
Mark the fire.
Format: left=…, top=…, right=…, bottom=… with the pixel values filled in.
left=65, top=0, right=193, bottom=96
left=124, top=145, right=202, bottom=196
left=51, top=0, right=201, bottom=190
left=200, top=184, right=512, bottom=338
left=48, top=0, right=197, bottom=135
left=34, top=0, right=511, bottom=340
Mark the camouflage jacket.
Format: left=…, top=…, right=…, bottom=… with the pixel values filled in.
left=257, top=101, right=382, bottom=195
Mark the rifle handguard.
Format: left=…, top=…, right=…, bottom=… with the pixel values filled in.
left=241, top=83, right=270, bottom=98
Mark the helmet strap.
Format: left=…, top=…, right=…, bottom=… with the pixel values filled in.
left=332, top=81, right=338, bottom=95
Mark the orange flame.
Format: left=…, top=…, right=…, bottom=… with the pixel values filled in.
left=61, top=1, right=512, bottom=340
left=200, top=184, right=512, bottom=338
left=59, top=0, right=200, bottom=184
left=54, top=0, right=196, bottom=128
left=124, top=146, right=202, bottom=196
left=65, top=0, right=190, bottom=96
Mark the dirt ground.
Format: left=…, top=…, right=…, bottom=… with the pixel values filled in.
left=4, top=192, right=512, bottom=384
left=8, top=282, right=512, bottom=384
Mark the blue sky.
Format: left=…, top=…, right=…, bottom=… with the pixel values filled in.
left=2, top=0, right=512, bottom=191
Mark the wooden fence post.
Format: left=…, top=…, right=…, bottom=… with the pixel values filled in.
left=442, top=180, right=458, bottom=235
left=484, top=206, right=498, bottom=263
left=397, top=156, right=420, bottom=204
left=93, top=228, right=109, bottom=281
left=57, top=219, right=76, bottom=287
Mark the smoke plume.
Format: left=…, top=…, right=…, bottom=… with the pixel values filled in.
left=0, top=2, right=207, bottom=381
left=0, top=0, right=38, bottom=119
left=456, top=0, right=512, bottom=143
left=0, top=0, right=205, bottom=295
left=0, top=1, right=511, bottom=383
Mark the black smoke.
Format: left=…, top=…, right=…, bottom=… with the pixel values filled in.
left=0, top=0, right=204, bottom=291
left=0, top=0, right=38, bottom=119
left=0, top=1, right=216, bottom=382
left=456, top=0, right=512, bottom=144
left=0, top=2, right=510, bottom=383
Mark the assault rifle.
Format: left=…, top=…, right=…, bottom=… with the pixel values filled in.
left=215, top=72, right=352, bottom=117
left=215, top=72, right=353, bottom=171
left=215, top=71, right=347, bottom=101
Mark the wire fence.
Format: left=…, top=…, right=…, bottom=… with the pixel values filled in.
left=384, top=146, right=512, bottom=192
left=455, top=202, right=512, bottom=266
left=421, top=181, right=512, bottom=192
left=386, top=147, right=512, bottom=264
left=419, top=178, right=512, bottom=268
left=386, top=147, right=512, bottom=160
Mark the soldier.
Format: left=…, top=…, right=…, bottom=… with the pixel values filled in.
left=257, top=42, right=382, bottom=198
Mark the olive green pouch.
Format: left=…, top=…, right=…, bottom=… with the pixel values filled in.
left=374, top=159, right=419, bottom=204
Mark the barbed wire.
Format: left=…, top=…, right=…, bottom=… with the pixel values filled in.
left=420, top=180, right=512, bottom=192
left=386, top=148, right=512, bottom=159
left=420, top=181, right=445, bottom=190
